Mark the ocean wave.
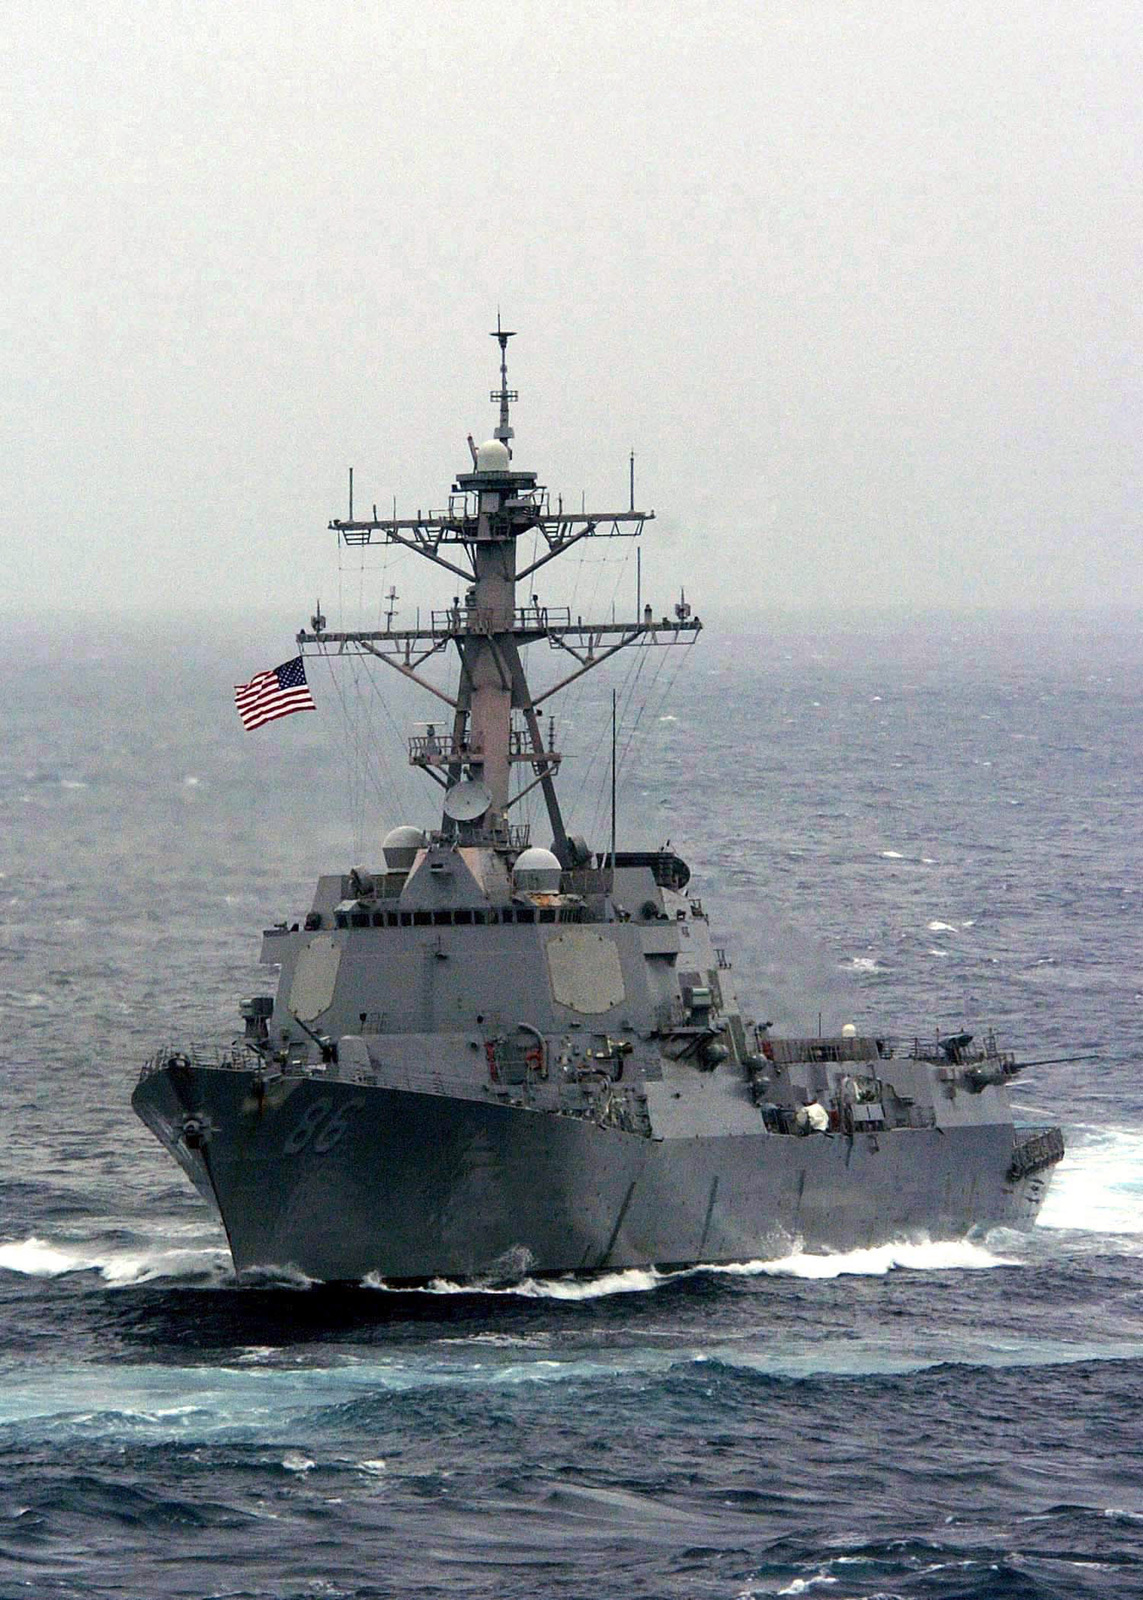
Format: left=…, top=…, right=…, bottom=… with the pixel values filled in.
left=0, top=1355, right=671, bottom=1439
left=1036, top=1124, right=1143, bottom=1238
left=0, top=1234, right=231, bottom=1286
left=238, top=1262, right=317, bottom=1289
left=0, top=1227, right=1026, bottom=1302
left=363, top=1265, right=668, bottom=1300
left=2, top=990, right=49, bottom=1009
left=363, top=1237, right=1015, bottom=1301
left=700, top=1237, right=1018, bottom=1279
left=4, top=1334, right=1142, bottom=1445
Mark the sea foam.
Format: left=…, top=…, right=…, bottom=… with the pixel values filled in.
left=364, top=1237, right=1014, bottom=1300
left=1036, top=1124, right=1143, bottom=1238
left=0, top=1235, right=230, bottom=1285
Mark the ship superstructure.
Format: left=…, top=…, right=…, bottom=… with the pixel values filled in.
left=132, top=331, right=1063, bottom=1282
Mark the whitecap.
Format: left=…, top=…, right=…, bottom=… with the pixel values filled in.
left=1036, top=1126, right=1143, bottom=1237
left=438, top=1332, right=551, bottom=1347
left=59, top=779, right=88, bottom=789
left=282, top=1452, right=315, bottom=1474
left=927, top=921, right=957, bottom=932
left=845, top=957, right=882, bottom=973
left=365, top=1266, right=666, bottom=1300
left=367, top=1237, right=1017, bottom=1304
left=183, top=775, right=201, bottom=786
left=0, top=1235, right=230, bottom=1285
left=0, top=1238, right=91, bottom=1277
left=240, top=1262, right=316, bottom=1289
left=927, top=948, right=948, bottom=957
left=879, top=850, right=904, bottom=859
left=708, top=1238, right=1017, bottom=1280
left=513, top=1268, right=664, bottom=1300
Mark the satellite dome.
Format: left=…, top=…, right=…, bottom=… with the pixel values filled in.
left=383, top=825, right=426, bottom=870
left=475, top=438, right=510, bottom=473
left=513, top=846, right=562, bottom=892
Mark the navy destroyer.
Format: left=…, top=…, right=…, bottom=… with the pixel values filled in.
left=133, top=329, right=1064, bottom=1283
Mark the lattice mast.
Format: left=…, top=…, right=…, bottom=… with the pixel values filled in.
left=298, top=326, right=700, bottom=864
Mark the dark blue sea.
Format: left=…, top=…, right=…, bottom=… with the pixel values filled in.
left=2, top=610, right=1141, bottom=1599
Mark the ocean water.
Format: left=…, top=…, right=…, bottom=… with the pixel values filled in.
left=1, top=610, right=1141, bottom=1599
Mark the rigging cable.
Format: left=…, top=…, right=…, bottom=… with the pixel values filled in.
left=579, top=636, right=649, bottom=838
left=614, top=634, right=698, bottom=840
left=569, top=539, right=646, bottom=830
left=555, top=540, right=628, bottom=748
left=589, top=640, right=659, bottom=844
left=558, top=541, right=637, bottom=820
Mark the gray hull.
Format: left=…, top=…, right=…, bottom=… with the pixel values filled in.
left=133, top=1064, right=1050, bottom=1282
left=137, top=342, right=1063, bottom=1284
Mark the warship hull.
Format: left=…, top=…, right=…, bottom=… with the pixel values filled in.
left=133, top=1063, right=1053, bottom=1283
left=132, top=335, right=1063, bottom=1281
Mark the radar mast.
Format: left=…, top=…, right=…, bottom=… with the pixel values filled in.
left=490, top=314, right=516, bottom=451
left=298, top=330, right=700, bottom=865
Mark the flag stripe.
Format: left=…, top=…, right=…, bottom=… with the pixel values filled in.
left=237, top=693, right=316, bottom=730
left=234, top=657, right=316, bottom=731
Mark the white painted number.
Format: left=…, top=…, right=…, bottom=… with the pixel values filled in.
left=313, top=1098, right=364, bottom=1153
left=284, top=1096, right=364, bottom=1155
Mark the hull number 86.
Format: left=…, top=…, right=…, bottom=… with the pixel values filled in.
left=284, top=1096, right=365, bottom=1155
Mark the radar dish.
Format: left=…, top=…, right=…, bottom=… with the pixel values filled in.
left=443, top=779, right=492, bottom=822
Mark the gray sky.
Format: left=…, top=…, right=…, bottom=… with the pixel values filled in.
left=3, top=1, right=1139, bottom=620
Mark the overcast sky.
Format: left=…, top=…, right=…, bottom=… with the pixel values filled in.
left=3, top=1, right=1139, bottom=622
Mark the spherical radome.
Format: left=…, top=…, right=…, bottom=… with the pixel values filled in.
left=383, top=825, right=426, bottom=870
left=475, top=438, right=510, bottom=472
left=513, top=846, right=562, bottom=892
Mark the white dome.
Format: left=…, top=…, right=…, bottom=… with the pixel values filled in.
left=383, top=825, right=426, bottom=870
left=475, top=438, right=510, bottom=473
left=513, top=846, right=562, bottom=892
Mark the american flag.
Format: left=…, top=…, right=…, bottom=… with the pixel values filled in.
left=234, top=656, right=316, bottom=731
